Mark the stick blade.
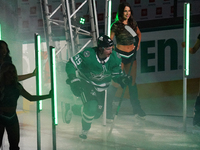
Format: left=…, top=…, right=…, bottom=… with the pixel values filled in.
left=107, top=115, right=118, bottom=138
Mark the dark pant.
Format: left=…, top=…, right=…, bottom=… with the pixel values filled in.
left=193, top=96, right=200, bottom=126
left=0, top=113, right=20, bottom=150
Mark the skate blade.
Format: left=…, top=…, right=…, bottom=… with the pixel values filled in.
left=135, top=114, right=146, bottom=120
left=106, top=119, right=114, bottom=123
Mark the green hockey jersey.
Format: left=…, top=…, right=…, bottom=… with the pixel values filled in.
left=65, top=47, right=123, bottom=91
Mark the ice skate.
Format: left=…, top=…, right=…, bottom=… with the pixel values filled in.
left=65, top=103, right=73, bottom=124
left=79, top=130, right=88, bottom=139
left=106, top=114, right=114, bottom=123
left=133, top=107, right=146, bottom=120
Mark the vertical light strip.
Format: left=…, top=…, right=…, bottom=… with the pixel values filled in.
left=34, top=33, right=42, bottom=150
left=50, top=46, right=58, bottom=125
left=183, top=2, right=190, bottom=132
left=184, top=3, right=190, bottom=76
left=52, top=47, right=58, bottom=125
left=37, top=35, right=43, bottom=110
left=107, top=0, right=112, bottom=36
left=35, top=33, right=43, bottom=110
left=0, top=24, right=1, bottom=40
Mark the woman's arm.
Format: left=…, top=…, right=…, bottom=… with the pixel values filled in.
left=20, top=86, right=52, bottom=101
left=110, top=31, right=115, bottom=40
left=18, top=68, right=36, bottom=81
left=191, top=39, right=200, bottom=54
left=182, top=39, right=200, bottom=54
left=136, top=26, right=141, bottom=51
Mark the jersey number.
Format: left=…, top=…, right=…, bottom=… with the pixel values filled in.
left=75, top=55, right=82, bottom=65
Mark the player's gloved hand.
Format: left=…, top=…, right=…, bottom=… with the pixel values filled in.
left=118, top=74, right=132, bottom=89
left=66, top=75, right=82, bottom=97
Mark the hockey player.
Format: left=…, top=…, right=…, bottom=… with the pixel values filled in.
left=64, top=35, right=131, bottom=139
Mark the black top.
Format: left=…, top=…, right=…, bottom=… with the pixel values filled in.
left=0, top=83, right=21, bottom=107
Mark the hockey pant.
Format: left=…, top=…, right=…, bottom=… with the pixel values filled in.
left=72, top=84, right=105, bottom=131
left=193, top=96, right=200, bottom=126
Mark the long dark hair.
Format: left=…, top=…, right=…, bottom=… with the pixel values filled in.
left=0, top=40, right=12, bottom=63
left=113, top=2, right=137, bottom=31
left=0, top=62, right=18, bottom=86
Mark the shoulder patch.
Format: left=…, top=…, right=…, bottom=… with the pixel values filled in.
left=83, top=51, right=90, bottom=57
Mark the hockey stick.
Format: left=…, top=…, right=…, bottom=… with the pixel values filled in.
left=107, top=59, right=134, bottom=137
left=108, top=26, right=137, bottom=137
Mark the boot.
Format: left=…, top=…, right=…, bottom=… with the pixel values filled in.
left=129, top=84, right=146, bottom=118
left=193, top=96, right=200, bottom=126
left=79, top=130, right=89, bottom=139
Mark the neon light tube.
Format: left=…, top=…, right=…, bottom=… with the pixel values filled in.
left=50, top=46, right=58, bottom=125
left=35, top=33, right=43, bottom=110
left=184, top=3, right=190, bottom=76
left=107, top=0, right=112, bottom=36
left=0, top=24, right=1, bottom=40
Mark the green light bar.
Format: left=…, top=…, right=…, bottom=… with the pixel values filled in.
left=0, top=24, right=1, bottom=40
left=184, top=3, right=190, bottom=76
left=35, top=33, right=43, bottom=110
left=107, top=0, right=112, bottom=36
left=50, top=46, right=58, bottom=125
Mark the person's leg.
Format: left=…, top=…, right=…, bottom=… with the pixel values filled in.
left=80, top=100, right=98, bottom=139
left=62, top=102, right=83, bottom=124
left=82, top=100, right=98, bottom=130
left=0, top=123, right=5, bottom=148
left=193, top=80, right=200, bottom=126
left=94, top=91, right=105, bottom=119
left=193, top=96, right=200, bottom=126
left=72, top=104, right=83, bottom=116
left=6, top=116, right=20, bottom=150
left=124, top=60, right=146, bottom=118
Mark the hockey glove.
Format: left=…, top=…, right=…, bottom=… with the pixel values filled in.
left=66, top=76, right=82, bottom=97
left=118, top=74, right=132, bottom=89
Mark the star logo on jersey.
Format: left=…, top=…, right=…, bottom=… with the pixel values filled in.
left=90, top=65, right=110, bottom=81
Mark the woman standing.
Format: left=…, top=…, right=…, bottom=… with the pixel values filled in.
left=0, top=62, right=52, bottom=150
left=110, top=2, right=145, bottom=118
